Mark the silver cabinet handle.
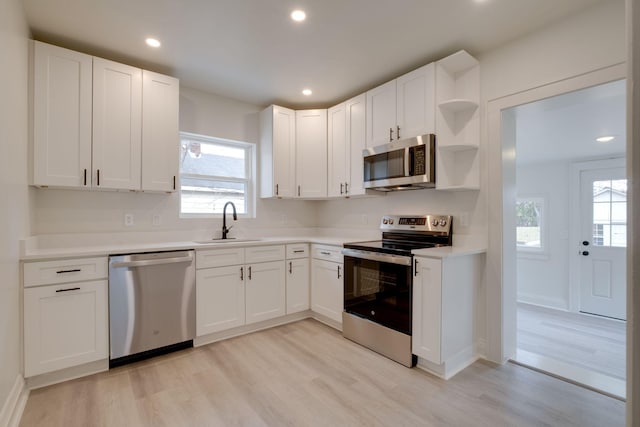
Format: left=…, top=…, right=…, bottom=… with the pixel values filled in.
left=293, top=249, right=305, bottom=253
left=248, top=266, right=252, bottom=280
left=345, top=182, right=349, bottom=194
left=389, top=127, right=394, bottom=142
left=397, top=125, right=400, bottom=139
left=240, top=266, right=244, bottom=280
left=289, top=262, right=292, bottom=274
left=320, top=251, right=331, bottom=256
left=340, top=183, right=344, bottom=194
left=111, top=255, right=193, bottom=268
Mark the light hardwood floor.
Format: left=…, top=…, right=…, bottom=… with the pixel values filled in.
left=20, top=319, right=624, bottom=427
left=517, top=302, right=626, bottom=380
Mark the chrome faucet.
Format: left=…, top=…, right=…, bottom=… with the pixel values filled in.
left=222, top=201, right=237, bottom=239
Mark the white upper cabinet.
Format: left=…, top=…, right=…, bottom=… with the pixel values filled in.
left=92, top=58, right=142, bottom=191
left=260, top=105, right=296, bottom=198
left=31, top=41, right=179, bottom=192
left=328, top=94, right=368, bottom=198
left=295, top=109, right=327, bottom=198
left=32, top=41, right=93, bottom=188
left=346, top=94, right=367, bottom=196
left=141, top=71, right=179, bottom=192
left=396, top=64, right=435, bottom=141
left=366, top=64, right=435, bottom=148
left=366, top=80, right=397, bottom=147
left=327, top=103, right=348, bottom=197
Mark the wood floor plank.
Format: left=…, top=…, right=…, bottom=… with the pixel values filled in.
left=19, top=319, right=625, bottom=427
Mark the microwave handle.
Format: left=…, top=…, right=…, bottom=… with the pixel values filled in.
left=404, top=147, right=411, bottom=177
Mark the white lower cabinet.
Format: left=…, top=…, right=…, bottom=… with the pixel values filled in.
left=311, top=258, right=343, bottom=323
left=196, top=245, right=287, bottom=335
left=412, top=253, right=484, bottom=377
left=286, top=258, right=310, bottom=314
left=24, top=280, right=108, bottom=377
left=196, top=265, right=245, bottom=335
left=245, top=261, right=286, bottom=324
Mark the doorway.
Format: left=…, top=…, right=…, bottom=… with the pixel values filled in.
left=509, top=80, right=626, bottom=398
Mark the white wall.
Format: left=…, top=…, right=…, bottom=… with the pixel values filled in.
left=516, top=161, right=571, bottom=310
left=0, top=0, right=30, bottom=415
left=32, top=86, right=318, bottom=238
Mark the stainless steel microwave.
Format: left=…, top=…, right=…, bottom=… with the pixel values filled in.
left=363, top=134, right=435, bottom=191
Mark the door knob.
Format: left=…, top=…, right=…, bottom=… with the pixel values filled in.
left=582, top=251, right=590, bottom=256
left=582, top=241, right=589, bottom=246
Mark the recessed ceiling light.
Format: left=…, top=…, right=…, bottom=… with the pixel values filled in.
left=596, top=136, right=615, bottom=143
left=302, top=89, right=312, bottom=96
left=291, top=10, right=306, bottom=22
left=145, top=38, right=161, bottom=48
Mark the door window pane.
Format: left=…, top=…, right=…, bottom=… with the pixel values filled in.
left=516, top=197, right=544, bottom=251
left=592, top=179, right=627, bottom=247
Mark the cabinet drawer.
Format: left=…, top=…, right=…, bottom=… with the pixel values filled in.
left=312, top=244, right=343, bottom=263
left=286, top=243, right=309, bottom=259
left=24, top=257, right=108, bottom=287
left=196, top=248, right=245, bottom=269
left=245, top=245, right=285, bottom=264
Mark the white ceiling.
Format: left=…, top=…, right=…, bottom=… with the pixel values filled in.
left=515, top=79, right=626, bottom=165
left=23, top=0, right=606, bottom=108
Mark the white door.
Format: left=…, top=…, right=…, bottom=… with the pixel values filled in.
left=196, top=265, right=245, bottom=335
left=286, top=258, right=310, bottom=314
left=272, top=105, right=296, bottom=198
left=412, top=257, right=442, bottom=364
left=92, top=58, right=142, bottom=190
left=579, top=165, right=626, bottom=320
left=311, top=259, right=343, bottom=323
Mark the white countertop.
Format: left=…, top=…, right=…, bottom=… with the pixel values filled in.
left=412, top=245, right=486, bottom=258
left=20, top=236, right=359, bottom=261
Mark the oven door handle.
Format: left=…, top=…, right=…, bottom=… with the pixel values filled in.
left=341, top=248, right=412, bottom=266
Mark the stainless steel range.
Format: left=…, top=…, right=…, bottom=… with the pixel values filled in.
left=342, top=214, right=452, bottom=367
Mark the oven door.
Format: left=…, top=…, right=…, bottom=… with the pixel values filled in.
left=342, top=250, right=412, bottom=335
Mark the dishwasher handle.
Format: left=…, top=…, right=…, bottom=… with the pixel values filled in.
left=111, top=254, right=194, bottom=269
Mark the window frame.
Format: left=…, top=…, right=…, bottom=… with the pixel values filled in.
left=178, top=131, right=256, bottom=219
left=516, top=195, right=547, bottom=256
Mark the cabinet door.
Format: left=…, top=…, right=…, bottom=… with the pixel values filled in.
left=412, top=257, right=442, bottom=364
left=295, top=109, right=328, bottom=198
left=345, top=94, right=367, bottom=196
left=24, top=280, right=108, bottom=377
left=272, top=105, right=296, bottom=198
left=327, top=103, right=348, bottom=198
left=142, top=70, right=179, bottom=192
left=311, top=259, right=343, bottom=323
left=286, top=258, right=310, bottom=314
left=196, top=265, right=245, bottom=335
left=32, top=41, right=92, bottom=188
left=92, top=58, right=142, bottom=190
left=396, top=63, right=435, bottom=140
left=246, top=261, right=286, bottom=324
left=366, top=80, right=397, bottom=147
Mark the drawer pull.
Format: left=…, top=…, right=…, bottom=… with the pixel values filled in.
left=320, top=251, right=331, bottom=256
left=337, top=266, right=341, bottom=279
left=289, top=261, right=292, bottom=274
left=56, top=287, right=81, bottom=293
left=293, top=250, right=305, bottom=253
left=56, top=269, right=81, bottom=274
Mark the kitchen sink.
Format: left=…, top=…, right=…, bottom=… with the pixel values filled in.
left=192, top=238, right=262, bottom=245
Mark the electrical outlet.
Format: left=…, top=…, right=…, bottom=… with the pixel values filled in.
left=152, top=214, right=161, bottom=226
left=124, top=213, right=134, bottom=227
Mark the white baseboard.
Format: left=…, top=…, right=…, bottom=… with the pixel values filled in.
left=26, top=359, right=108, bottom=391
left=416, top=345, right=478, bottom=380
left=0, top=375, right=28, bottom=427
left=309, top=312, right=342, bottom=331
left=517, top=294, right=569, bottom=311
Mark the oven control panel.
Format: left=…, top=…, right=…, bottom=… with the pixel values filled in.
left=380, top=215, right=452, bottom=234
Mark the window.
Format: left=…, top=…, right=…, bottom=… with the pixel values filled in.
left=516, top=196, right=545, bottom=252
left=179, top=132, right=255, bottom=217
left=592, top=179, right=627, bottom=247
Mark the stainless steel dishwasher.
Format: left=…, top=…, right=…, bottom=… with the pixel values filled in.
left=108, top=250, right=195, bottom=367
